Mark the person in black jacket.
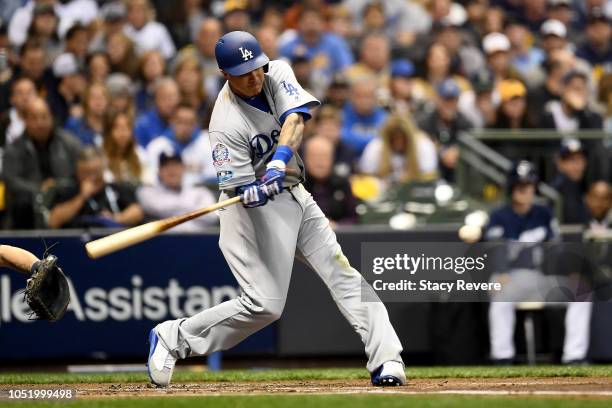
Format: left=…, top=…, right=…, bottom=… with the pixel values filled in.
left=3, top=97, right=81, bottom=229
left=417, top=78, right=472, bottom=182
left=47, top=147, right=143, bottom=229
left=551, top=138, right=590, bottom=224
left=540, top=70, right=603, bottom=131
left=303, top=136, right=358, bottom=226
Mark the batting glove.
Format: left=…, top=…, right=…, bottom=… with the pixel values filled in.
left=260, top=160, right=285, bottom=199
left=237, top=183, right=268, bottom=208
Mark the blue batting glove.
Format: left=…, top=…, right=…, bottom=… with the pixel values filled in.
left=237, top=183, right=268, bottom=208
left=260, top=160, right=285, bottom=199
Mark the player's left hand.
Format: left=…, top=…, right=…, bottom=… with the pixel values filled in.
left=260, top=160, right=285, bottom=199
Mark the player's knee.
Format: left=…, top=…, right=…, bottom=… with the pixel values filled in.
left=241, top=296, right=285, bottom=323
left=259, top=299, right=284, bottom=322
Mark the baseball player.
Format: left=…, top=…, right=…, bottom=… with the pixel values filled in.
left=484, top=161, right=592, bottom=364
left=147, top=31, right=405, bottom=387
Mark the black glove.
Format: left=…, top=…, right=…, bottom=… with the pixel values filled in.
left=25, top=255, right=70, bottom=321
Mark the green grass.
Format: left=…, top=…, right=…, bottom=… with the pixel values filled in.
left=0, top=365, right=610, bottom=385
left=1, top=395, right=611, bottom=408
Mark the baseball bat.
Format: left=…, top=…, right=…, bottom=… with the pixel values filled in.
left=85, top=196, right=242, bottom=259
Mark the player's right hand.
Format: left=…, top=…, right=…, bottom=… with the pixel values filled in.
left=238, top=183, right=268, bottom=208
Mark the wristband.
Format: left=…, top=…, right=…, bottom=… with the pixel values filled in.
left=271, top=145, right=293, bottom=165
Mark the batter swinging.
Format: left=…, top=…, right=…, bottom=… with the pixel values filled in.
left=147, top=31, right=405, bottom=387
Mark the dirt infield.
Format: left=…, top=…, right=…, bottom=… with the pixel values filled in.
left=2, top=377, right=611, bottom=399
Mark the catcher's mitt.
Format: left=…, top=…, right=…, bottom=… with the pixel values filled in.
left=25, top=255, right=70, bottom=321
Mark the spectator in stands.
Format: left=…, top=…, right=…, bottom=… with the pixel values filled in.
left=86, top=52, right=111, bottom=84
left=123, top=0, right=176, bottom=59
left=0, top=77, right=37, bottom=145
left=342, top=0, right=432, bottom=46
left=541, top=70, right=603, bottom=131
left=47, top=52, right=86, bottom=127
left=345, top=32, right=390, bottom=89
left=0, top=40, right=55, bottom=112
left=105, top=73, right=136, bottom=119
left=88, top=1, right=127, bottom=54
left=134, top=77, right=180, bottom=147
left=576, top=7, right=612, bottom=70
left=223, top=0, right=251, bottom=33
left=413, top=42, right=470, bottom=104
left=282, top=0, right=331, bottom=32
left=289, top=51, right=314, bottom=94
left=341, top=77, right=387, bottom=156
left=314, top=105, right=357, bottom=176
left=462, top=0, right=489, bottom=46
left=434, top=21, right=486, bottom=79
left=540, top=19, right=569, bottom=56
left=173, top=50, right=211, bottom=128
left=106, top=31, right=138, bottom=77
left=279, top=8, right=354, bottom=89
left=547, top=0, right=575, bottom=39
left=459, top=69, right=497, bottom=129
left=195, top=17, right=223, bottom=104
left=482, top=32, right=516, bottom=84
left=256, top=25, right=280, bottom=61
left=506, top=19, right=545, bottom=85
left=103, top=110, right=151, bottom=185
left=303, top=136, right=358, bottom=226
left=328, top=4, right=356, bottom=48
left=146, top=104, right=215, bottom=186
left=484, top=160, right=591, bottom=365
left=359, top=113, right=438, bottom=185
left=418, top=78, right=472, bottom=181
left=584, top=180, right=611, bottom=230
left=361, top=1, right=386, bottom=35
left=527, top=49, right=574, bottom=125
left=137, top=152, right=217, bottom=232
left=64, top=82, right=109, bottom=147
left=518, top=0, right=548, bottom=31
left=493, top=79, right=531, bottom=129
left=47, top=147, right=143, bottom=228
left=483, top=7, right=507, bottom=35
left=551, top=138, right=590, bottom=224
left=9, top=0, right=98, bottom=49
left=26, top=3, right=61, bottom=65
left=135, top=50, right=166, bottom=114
left=389, top=59, right=419, bottom=116
left=181, top=0, right=206, bottom=47
left=3, top=97, right=81, bottom=229
left=63, top=23, right=89, bottom=65
left=323, top=74, right=350, bottom=109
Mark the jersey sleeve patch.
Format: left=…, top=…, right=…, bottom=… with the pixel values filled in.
left=212, top=142, right=231, bottom=167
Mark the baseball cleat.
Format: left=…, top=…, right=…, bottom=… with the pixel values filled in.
left=147, top=328, right=177, bottom=387
left=371, top=361, right=406, bottom=386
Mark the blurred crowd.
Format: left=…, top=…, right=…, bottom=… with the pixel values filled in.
left=0, top=0, right=611, bottom=230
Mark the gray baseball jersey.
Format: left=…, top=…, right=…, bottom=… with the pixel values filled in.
left=155, top=60, right=404, bottom=374
left=209, top=60, right=319, bottom=190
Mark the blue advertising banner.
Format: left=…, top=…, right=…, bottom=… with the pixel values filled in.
left=0, top=232, right=276, bottom=361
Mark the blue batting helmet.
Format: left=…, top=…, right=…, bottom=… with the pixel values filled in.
left=215, top=31, right=269, bottom=76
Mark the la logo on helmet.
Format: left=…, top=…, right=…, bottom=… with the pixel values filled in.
left=239, top=47, right=253, bottom=61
